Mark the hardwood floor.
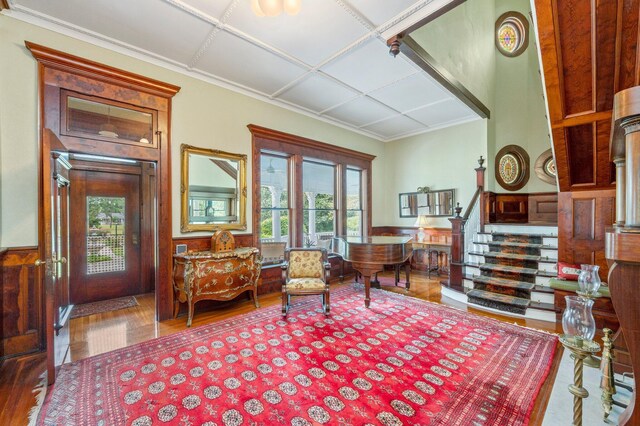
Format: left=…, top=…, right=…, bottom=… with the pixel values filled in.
left=0, top=272, right=562, bottom=425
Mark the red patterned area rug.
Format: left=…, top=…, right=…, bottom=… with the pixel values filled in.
left=70, top=296, right=139, bottom=319
left=37, top=285, right=557, bottom=425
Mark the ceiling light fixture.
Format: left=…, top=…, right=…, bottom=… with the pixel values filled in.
left=252, top=0, right=301, bottom=17
left=98, top=106, right=119, bottom=138
left=266, top=159, right=275, bottom=174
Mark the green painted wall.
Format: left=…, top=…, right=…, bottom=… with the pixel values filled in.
left=0, top=15, right=386, bottom=247
left=491, top=0, right=554, bottom=193
left=410, top=0, right=496, bottom=110
left=383, top=120, right=488, bottom=228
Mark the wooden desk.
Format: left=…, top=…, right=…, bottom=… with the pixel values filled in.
left=412, top=241, right=451, bottom=278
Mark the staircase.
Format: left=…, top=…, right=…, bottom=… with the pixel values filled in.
left=461, top=224, right=558, bottom=321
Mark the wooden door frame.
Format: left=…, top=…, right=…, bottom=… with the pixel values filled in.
left=28, top=42, right=180, bottom=322
left=68, top=160, right=151, bottom=303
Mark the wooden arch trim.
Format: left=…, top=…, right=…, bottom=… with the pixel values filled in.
left=25, top=41, right=180, bottom=99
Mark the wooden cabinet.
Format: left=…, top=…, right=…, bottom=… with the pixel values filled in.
left=173, top=248, right=261, bottom=326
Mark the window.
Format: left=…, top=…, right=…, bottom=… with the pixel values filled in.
left=346, top=168, right=363, bottom=236
left=250, top=125, right=374, bottom=251
left=303, top=160, right=335, bottom=246
left=259, top=154, right=289, bottom=244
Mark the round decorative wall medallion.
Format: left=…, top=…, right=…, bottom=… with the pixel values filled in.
left=495, top=11, right=529, bottom=57
left=534, top=149, right=557, bottom=185
left=495, top=145, right=530, bottom=191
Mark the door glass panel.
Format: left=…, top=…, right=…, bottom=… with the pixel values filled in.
left=67, top=97, right=153, bottom=144
left=87, top=196, right=125, bottom=274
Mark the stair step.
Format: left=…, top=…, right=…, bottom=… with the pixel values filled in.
left=473, top=276, right=535, bottom=291
left=467, top=289, right=530, bottom=315
left=529, top=301, right=555, bottom=311
left=485, top=241, right=557, bottom=250
left=533, top=285, right=554, bottom=294
left=479, top=263, right=538, bottom=276
left=483, top=252, right=540, bottom=262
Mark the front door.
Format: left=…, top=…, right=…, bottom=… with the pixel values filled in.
left=69, top=168, right=142, bottom=304
left=39, top=129, right=72, bottom=385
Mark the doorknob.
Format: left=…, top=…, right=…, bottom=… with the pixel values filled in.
left=35, top=257, right=66, bottom=266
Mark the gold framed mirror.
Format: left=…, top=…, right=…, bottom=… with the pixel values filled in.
left=180, top=144, right=247, bottom=232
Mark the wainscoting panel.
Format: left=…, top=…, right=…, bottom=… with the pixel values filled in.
left=1, top=247, right=42, bottom=360
left=558, top=190, right=615, bottom=279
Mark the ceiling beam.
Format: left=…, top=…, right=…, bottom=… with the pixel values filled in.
left=391, top=0, right=467, bottom=40
left=398, top=35, right=490, bottom=119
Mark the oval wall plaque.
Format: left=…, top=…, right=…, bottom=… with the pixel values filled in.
left=495, top=145, right=530, bottom=191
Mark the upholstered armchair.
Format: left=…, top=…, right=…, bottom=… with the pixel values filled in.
left=281, top=248, right=331, bottom=316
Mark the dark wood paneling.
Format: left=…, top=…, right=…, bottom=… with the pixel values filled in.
left=556, top=0, right=593, bottom=116
left=566, top=124, right=595, bottom=185
left=172, top=234, right=254, bottom=253
left=558, top=190, right=615, bottom=279
left=27, top=42, right=180, bottom=322
left=528, top=193, right=558, bottom=224
left=0, top=248, right=4, bottom=363
left=1, top=247, right=42, bottom=360
left=483, top=193, right=528, bottom=223
left=535, top=0, right=638, bottom=191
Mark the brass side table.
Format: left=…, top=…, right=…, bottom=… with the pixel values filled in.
left=559, top=334, right=601, bottom=426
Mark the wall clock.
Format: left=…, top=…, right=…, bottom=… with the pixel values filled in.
left=495, top=145, right=530, bottom=191
left=495, top=11, right=529, bottom=57
left=534, top=149, right=557, bottom=185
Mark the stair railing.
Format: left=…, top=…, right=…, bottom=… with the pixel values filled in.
left=464, top=192, right=482, bottom=264
left=447, top=157, right=486, bottom=291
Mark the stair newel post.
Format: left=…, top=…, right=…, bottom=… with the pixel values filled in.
left=476, top=156, right=486, bottom=233
left=448, top=203, right=465, bottom=291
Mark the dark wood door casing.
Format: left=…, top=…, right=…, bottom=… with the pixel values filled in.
left=27, top=42, right=180, bottom=322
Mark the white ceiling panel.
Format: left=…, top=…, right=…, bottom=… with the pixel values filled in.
left=368, top=73, right=450, bottom=113
left=179, top=0, right=234, bottom=22
left=407, top=98, right=477, bottom=127
left=17, top=0, right=214, bottom=65
left=362, top=115, right=425, bottom=138
left=345, top=0, right=421, bottom=27
left=321, top=38, right=417, bottom=93
left=8, top=0, right=485, bottom=141
left=324, top=97, right=396, bottom=127
left=195, top=30, right=307, bottom=96
left=278, top=74, right=359, bottom=113
left=225, top=1, right=370, bottom=66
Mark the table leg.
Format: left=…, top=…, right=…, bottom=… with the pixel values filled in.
left=363, top=274, right=371, bottom=308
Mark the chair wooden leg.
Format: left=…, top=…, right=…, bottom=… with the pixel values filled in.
left=394, top=264, right=400, bottom=286
left=281, top=286, right=288, bottom=316
left=324, top=290, right=330, bottom=315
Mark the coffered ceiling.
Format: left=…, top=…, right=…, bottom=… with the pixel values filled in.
left=4, top=0, right=481, bottom=141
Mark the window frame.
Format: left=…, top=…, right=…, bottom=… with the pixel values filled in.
left=259, top=152, right=292, bottom=245
left=250, top=125, right=374, bottom=250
